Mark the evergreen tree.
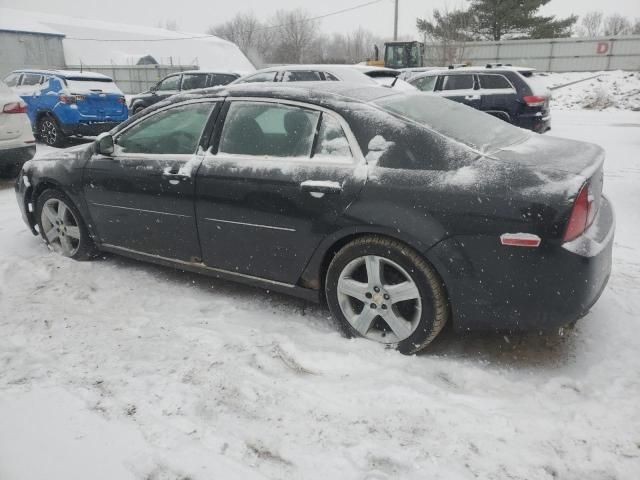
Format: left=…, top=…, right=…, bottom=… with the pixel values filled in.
left=468, top=0, right=577, bottom=40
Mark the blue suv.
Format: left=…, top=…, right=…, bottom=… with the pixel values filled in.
left=4, top=70, right=128, bottom=147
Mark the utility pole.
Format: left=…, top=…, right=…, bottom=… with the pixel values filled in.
left=393, top=0, right=399, bottom=41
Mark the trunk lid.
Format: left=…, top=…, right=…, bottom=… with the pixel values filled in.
left=494, top=134, right=605, bottom=223
left=64, top=78, right=126, bottom=119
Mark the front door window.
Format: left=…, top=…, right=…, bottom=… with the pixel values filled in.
left=116, top=102, right=214, bottom=155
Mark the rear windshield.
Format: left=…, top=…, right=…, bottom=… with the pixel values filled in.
left=374, top=92, right=530, bottom=152
left=64, top=78, right=121, bottom=94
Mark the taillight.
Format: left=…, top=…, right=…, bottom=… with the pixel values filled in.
left=3, top=101, right=27, bottom=114
left=563, top=183, right=595, bottom=242
left=523, top=95, right=546, bottom=107
left=117, top=96, right=126, bottom=104
left=59, top=94, right=77, bottom=104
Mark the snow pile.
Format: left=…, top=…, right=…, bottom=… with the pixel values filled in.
left=539, top=70, right=640, bottom=111
left=1, top=111, right=640, bottom=478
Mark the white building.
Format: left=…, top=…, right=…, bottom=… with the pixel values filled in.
left=0, top=8, right=255, bottom=92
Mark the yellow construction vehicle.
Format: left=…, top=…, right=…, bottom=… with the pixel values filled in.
left=367, top=41, right=425, bottom=69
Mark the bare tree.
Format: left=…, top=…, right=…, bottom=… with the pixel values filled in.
left=604, top=14, right=632, bottom=36
left=417, top=7, right=474, bottom=65
left=579, top=11, right=603, bottom=37
left=270, top=9, right=319, bottom=64
left=208, top=12, right=272, bottom=65
left=633, top=18, right=640, bottom=35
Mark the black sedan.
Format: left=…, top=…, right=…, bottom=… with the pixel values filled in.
left=15, top=83, right=614, bottom=354
left=128, top=70, right=240, bottom=115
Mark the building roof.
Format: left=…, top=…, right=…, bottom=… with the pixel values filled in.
left=0, top=8, right=255, bottom=74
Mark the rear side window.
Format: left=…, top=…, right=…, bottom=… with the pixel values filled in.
left=243, top=72, right=277, bottom=83
left=324, top=72, right=340, bottom=81
left=181, top=74, right=207, bottom=90
left=412, top=76, right=437, bottom=92
left=4, top=73, right=21, bottom=87
left=219, top=102, right=320, bottom=157
left=21, top=74, right=42, bottom=86
left=479, top=74, right=512, bottom=90
left=283, top=71, right=323, bottom=82
left=441, top=75, right=474, bottom=91
left=313, top=114, right=352, bottom=160
left=208, top=74, right=237, bottom=86
left=116, top=102, right=215, bottom=155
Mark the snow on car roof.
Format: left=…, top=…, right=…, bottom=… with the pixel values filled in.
left=14, top=69, right=113, bottom=80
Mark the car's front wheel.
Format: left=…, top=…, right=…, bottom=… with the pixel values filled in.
left=36, top=189, right=96, bottom=260
left=325, top=236, right=448, bottom=354
left=37, top=116, right=65, bottom=147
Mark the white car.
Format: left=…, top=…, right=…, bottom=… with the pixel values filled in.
left=0, top=80, right=35, bottom=177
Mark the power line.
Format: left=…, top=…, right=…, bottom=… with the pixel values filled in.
left=65, top=0, right=388, bottom=42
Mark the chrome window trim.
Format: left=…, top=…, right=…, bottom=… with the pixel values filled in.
left=210, top=96, right=365, bottom=166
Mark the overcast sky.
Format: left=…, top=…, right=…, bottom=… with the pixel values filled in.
left=4, top=0, right=640, bottom=38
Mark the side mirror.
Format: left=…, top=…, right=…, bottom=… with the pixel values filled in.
left=150, top=85, right=158, bottom=93
left=96, top=132, right=114, bottom=156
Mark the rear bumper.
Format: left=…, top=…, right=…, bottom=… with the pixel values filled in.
left=428, top=196, right=614, bottom=333
left=0, top=144, right=36, bottom=170
left=60, top=122, right=121, bottom=137
left=516, top=113, right=551, bottom=133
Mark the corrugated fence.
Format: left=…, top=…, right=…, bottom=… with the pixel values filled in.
left=66, top=65, right=197, bottom=94
left=429, top=35, right=640, bottom=72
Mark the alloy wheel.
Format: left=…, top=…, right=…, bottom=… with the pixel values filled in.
left=40, top=198, right=81, bottom=257
left=336, top=255, right=422, bottom=344
left=40, top=119, right=57, bottom=146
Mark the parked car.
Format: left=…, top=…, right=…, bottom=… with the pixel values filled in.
left=15, top=82, right=613, bottom=354
left=233, top=65, right=393, bottom=86
left=4, top=69, right=128, bottom=147
left=128, top=70, right=240, bottom=115
left=0, top=80, right=36, bottom=177
left=406, top=66, right=551, bottom=132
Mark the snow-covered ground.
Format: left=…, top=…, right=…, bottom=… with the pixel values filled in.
left=542, top=70, right=640, bottom=111
left=1, top=110, right=640, bottom=478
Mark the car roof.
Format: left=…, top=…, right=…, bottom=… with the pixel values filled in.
left=412, top=65, right=534, bottom=76
left=171, top=70, right=241, bottom=76
left=236, top=65, right=379, bottom=85
left=12, top=69, right=113, bottom=80
left=157, top=81, right=400, bottom=112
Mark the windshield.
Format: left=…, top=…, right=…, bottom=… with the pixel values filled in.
left=374, top=93, right=530, bottom=152
left=385, top=44, right=421, bottom=69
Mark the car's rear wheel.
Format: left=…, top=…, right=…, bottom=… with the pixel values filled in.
left=133, top=105, right=145, bottom=115
left=36, top=189, right=96, bottom=260
left=325, top=236, right=448, bottom=354
left=38, top=116, right=65, bottom=147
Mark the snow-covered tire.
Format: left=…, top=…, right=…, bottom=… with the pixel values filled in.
left=325, top=236, right=449, bottom=354
left=35, top=189, right=96, bottom=260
